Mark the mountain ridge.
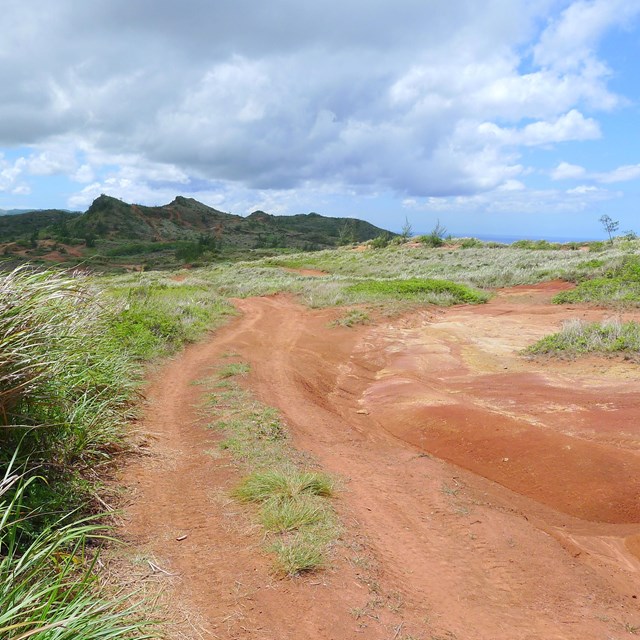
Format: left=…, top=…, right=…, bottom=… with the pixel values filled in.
left=0, top=194, right=395, bottom=268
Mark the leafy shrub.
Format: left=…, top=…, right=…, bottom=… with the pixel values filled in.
left=418, top=233, right=444, bottom=247
left=459, top=237, right=484, bottom=249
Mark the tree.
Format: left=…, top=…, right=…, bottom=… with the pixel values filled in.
left=599, top=214, right=619, bottom=245
left=400, top=216, right=413, bottom=242
left=420, top=219, right=447, bottom=247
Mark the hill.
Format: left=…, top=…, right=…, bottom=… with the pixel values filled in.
left=0, top=195, right=394, bottom=269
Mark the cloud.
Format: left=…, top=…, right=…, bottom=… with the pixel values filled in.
left=595, top=164, right=640, bottom=183
left=404, top=182, right=619, bottom=215
left=534, top=0, right=640, bottom=71
left=551, top=161, right=587, bottom=180
left=0, top=0, right=637, bottom=213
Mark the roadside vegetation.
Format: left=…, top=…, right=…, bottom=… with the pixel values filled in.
left=0, top=267, right=232, bottom=639
left=526, top=318, right=640, bottom=360
left=552, top=255, right=640, bottom=307
left=203, top=363, right=339, bottom=576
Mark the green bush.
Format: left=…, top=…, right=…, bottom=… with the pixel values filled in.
left=370, top=232, right=391, bottom=249
left=418, top=233, right=444, bottom=248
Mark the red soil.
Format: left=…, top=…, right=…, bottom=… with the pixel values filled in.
left=120, top=282, right=640, bottom=639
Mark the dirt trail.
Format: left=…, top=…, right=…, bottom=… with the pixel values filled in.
left=121, top=284, right=640, bottom=639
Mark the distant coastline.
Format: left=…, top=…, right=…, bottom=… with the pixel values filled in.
left=413, top=232, right=602, bottom=244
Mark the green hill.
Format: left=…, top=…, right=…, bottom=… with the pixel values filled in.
left=0, top=209, right=80, bottom=242
left=0, top=195, right=395, bottom=268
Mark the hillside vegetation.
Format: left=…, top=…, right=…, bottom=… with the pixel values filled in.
left=0, top=195, right=393, bottom=269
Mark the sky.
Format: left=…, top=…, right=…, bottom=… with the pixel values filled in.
left=1, top=0, right=640, bottom=239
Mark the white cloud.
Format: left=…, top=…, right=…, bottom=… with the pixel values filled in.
left=72, top=164, right=95, bottom=183
left=595, top=164, right=640, bottom=183
left=551, top=161, right=586, bottom=180
left=0, top=0, right=636, bottom=215
left=404, top=181, right=619, bottom=215
left=534, top=0, right=640, bottom=71
left=26, top=146, right=77, bottom=176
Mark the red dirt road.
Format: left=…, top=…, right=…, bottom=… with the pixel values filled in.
left=121, top=284, right=640, bottom=639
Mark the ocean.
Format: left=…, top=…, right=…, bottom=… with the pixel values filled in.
left=414, top=232, right=601, bottom=244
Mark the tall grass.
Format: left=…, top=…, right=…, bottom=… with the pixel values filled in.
left=0, top=460, right=153, bottom=639
left=0, top=268, right=139, bottom=507
left=0, top=267, right=237, bottom=637
left=553, top=255, right=640, bottom=306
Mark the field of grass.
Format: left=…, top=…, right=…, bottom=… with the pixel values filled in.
left=203, top=364, right=339, bottom=576
left=259, top=240, right=638, bottom=289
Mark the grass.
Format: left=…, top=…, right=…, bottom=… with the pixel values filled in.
left=330, top=308, right=371, bottom=327
left=526, top=317, right=640, bottom=359
left=347, top=278, right=489, bottom=305
left=198, top=238, right=639, bottom=307
left=234, top=468, right=334, bottom=502
left=553, top=255, right=640, bottom=307
left=218, top=362, right=250, bottom=378
left=204, top=364, right=339, bottom=576
left=104, top=273, right=235, bottom=359
left=0, top=266, right=236, bottom=637
left=0, top=461, right=154, bottom=639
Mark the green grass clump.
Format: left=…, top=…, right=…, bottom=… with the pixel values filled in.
left=347, top=278, right=488, bottom=305
left=269, top=535, right=327, bottom=575
left=234, top=469, right=334, bottom=503
left=526, top=318, right=640, bottom=358
left=218, top=362, right=250, bottom=378
left=260, top=497, right=327, bottom=533
left=205, top=365, right=339, bottom=576
left=553, top=255, right=640, bottom=306
left=105, top=275, right=235, bottom=359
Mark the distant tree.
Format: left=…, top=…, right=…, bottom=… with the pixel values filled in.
left=400, top=216, right=413, bottom=242
left=420, top=219, right=447, bottom=248
left=599, top=214, right=619, bottom=245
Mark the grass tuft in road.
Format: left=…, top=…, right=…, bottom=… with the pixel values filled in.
left=204, top=363, right=340, bottom=576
